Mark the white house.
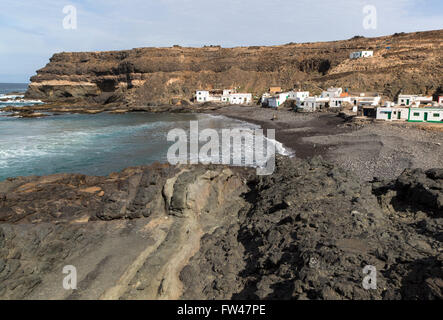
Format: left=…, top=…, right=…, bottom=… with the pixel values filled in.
left=415, top=96, right=434, bottom=106
left=357, top=96, right=381, bottom=107
left=408, top=108, right=443, bottom=123
left=225, top=93, right=252, bottom=105
left=261, top=93, right=271, bottom=106
left=196, top=90, right=224, bottom=102
left=330, top=96, right=351, bottom=108
left=439, top=96, right=443, bottom=105
left=398, top=94, right=433, bottom=107
left=321, top=87, right=343, bottom=98
left=398, top=95, right=415, bottom=106
left=350, top=51, right=374, bottom=59
left=196, top=90, right=210, bottom=102
left=197, top=89, right=251, bottom=104
left=297, top=96, right=330, bottom=112
left=376, top=107, right=409, bottom=121
left=288, top=91, right=309, bottom=101
left=263, top=90, right=309, bottom=107
left=267, top=92, right=291, bottom=108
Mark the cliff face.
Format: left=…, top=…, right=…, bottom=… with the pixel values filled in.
left=26, top=30, right=443, bottom=106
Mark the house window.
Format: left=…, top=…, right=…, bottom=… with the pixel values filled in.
left=413, top=112, right=420, bottom=116
left=434, top=113, right=440, bottom=117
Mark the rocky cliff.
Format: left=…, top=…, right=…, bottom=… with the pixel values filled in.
left=26, top=30, right=443, bottom=106
left=0, top=157, right=441, bottom=300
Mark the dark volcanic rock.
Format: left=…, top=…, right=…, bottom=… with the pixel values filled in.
left=0, top=157, right=441, bottom=300
left=181, top=157, right=442, bottom=300
left=373, top=168, right=443, bottom=216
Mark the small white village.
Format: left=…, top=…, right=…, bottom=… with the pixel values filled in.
left=195, top=50, right=443, bottom=125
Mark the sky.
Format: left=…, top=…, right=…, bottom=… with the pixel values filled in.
left=0, top=0, right=442, bottom=83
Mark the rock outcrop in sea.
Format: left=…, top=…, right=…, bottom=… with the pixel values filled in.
left=0, top=157, right=441, bottom=299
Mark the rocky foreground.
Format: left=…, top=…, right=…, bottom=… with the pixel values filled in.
left=0, top=157, right=441, bottom=300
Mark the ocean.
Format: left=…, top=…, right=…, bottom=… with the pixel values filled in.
left=0, top=83, right=28, bottom=95
left=0, top=83, right=43, bottom=107
left=0, top=83, right=290, bottom=181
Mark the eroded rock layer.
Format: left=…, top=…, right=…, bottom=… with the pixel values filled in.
left=0, top=157, right=441, bottom=300
left=26, top=30, right=443, bottom=106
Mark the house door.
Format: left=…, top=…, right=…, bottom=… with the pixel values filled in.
left=424, top=113, right=428, bottom=121
left=387, top=112, right=392, bottom=120
left=397, top=112, right=401, bottom=119
left=406, top=99, right=410, bottom=105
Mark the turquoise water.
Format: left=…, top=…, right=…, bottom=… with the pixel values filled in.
left=0, top=112, right=262, bottom=180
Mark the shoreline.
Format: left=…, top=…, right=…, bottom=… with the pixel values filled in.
left=1, top=102, right=442, bottom=182
left=209, top=105, right=443, bottom=181
left=0, top=110, right=292, bottom=182
left=208, top=106, right=352, bottom=159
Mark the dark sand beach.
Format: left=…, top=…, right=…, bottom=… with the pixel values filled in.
left=211, top=105, right=443, bottom=181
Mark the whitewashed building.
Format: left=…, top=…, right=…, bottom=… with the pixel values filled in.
left=261, top=93, right=271, bottom=106
left=196, top=90, right=211, bottom=102
left=267, top=92, right=291, bottom=108
left=321, top=87, right=343, bottom=98
left=330, top=96, right=351, bottom=108
left=263, top=91, right=308, bottom=108
left=357, top=96, right=381, bottom=107
left=408, top=108, right=443, bottom=123
left=397, top=94, right=433, bottom=107
left=349, top=51, right=374, bottom=59
left=288, top=91, right=309, bottom=101
left=439, top=96, right=443, bottom=105
left=196, top=89, right=251, bottom=104
left=415, top=96, right=434, bottom=106
left=297, top=97, right=330, bottom=112
left=376, top=107, right=409, bottom=121
left=226, top=93, right=252, bottom=105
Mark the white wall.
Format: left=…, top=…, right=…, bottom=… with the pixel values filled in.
left=268, top=92, right=289, bottom=108
left=229, top=93, right=252, bottom=104
left=350, top=51, right=373, bottom=59
left=330, top=97, right=351, bottom=107
left=358, top=96, right=381, bottom=106
left=376, top=107, right=408, bottom=121
left=409, top=108, right=443, bottom=122
left=398, top=95, right=416, bottom=106
left=299, top=97, right=329, bottom=111
left=196, top=90, right=210, bottom=102
left=321, top=88, right=342, bottom=98
left=288, top=91, right=309, bottom=100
